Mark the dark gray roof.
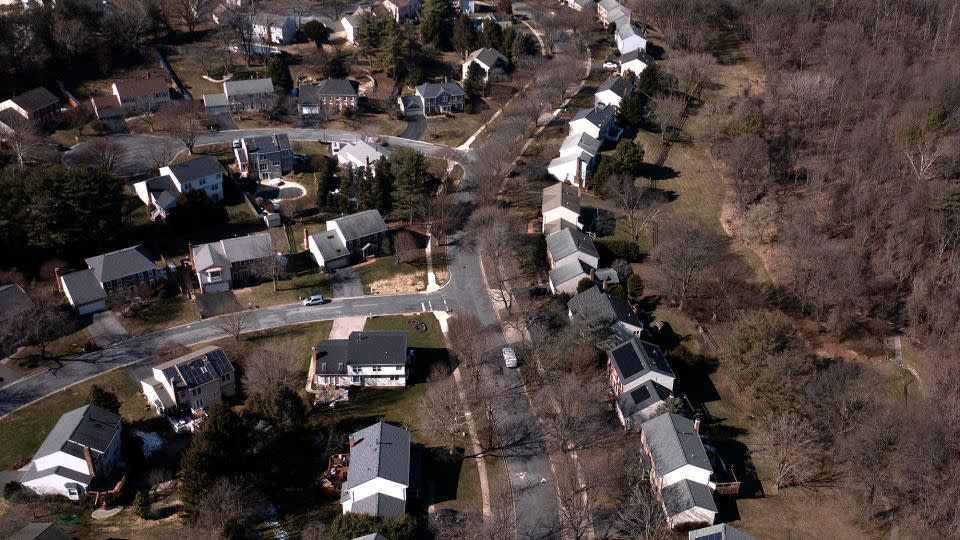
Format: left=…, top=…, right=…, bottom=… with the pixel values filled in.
left=10, top=523, right=71, bottom=540
left=301, top=78, right=359, bottom=101
left=139, top=175, right=179, bottom=210
left=192, top=233, right=274, bottom=271
left=7, top=87, right=59, bottom=113
left=166, top=155, right=224, bottom=183
left=542, top=182, right=581, bottom=214
left=0, top=108, right=24, bottom=128
left=317, top=331, right=408, bottom=371
left=572, top=104, right=616, bottom=129
left=0, top=283, right=33, bottom=322
left=243, top=133, right=291, bottom=154
left=549, top=259, right=592, bottom=288
left=253, top=12, right=294, bottom=25
left=662, top=478, right=717, bottom=517
left=22, top=464, right=93, bottom=485
left=203, top=93, right=228, bottom=108
left=597, top=75, right=633, bottom=98
left=349, top=493, right=407, bottom=517
left=543, top=218, right=580, bottom=235
left=641, top=413, right=713, bottom=476
left=608, top=337, right=674, bottom=383
left=593, top=268, right=620, bottom=285
left=309, top=231, right=349, bottom=262
left=466, top=47, right=508, bottom=69
left=622, top=48, right=655, bottom=65
left=85, top=245, right=156, bottom=283
left=33, top=405, right=121, bottom=460
left=224, top=78, right=275, bottom=97
left=315, top=339, right=349, bottom=374
left=568, top=286, right=642, bottom=328
left=60, top=269, right=107, bottom=306
left=618, top=380, right=671, bottom=416
left=689, top=524, right=755, bottom=540
left=344, top=421, right=411, bottom=489
left=331, top=209, right=388, bottom=242
left=415, top=81, right=466, bottom=99
left=399, top=95, right=422, bottom=111
left=546, top=228, right=598, bottom=262
left=560, top=131, right=601, bottom=156
left=157, top=346, right=233, bottom=391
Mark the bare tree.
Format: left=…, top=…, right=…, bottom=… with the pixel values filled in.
left=747, top=198, right=778, bottom=243
left=3, top=114, right=44, bottom=170
left=650, top=93, right=686, bottom=141
left=219, top=8, right=257, bottom=66
left=751, top=410, right=818, bottom=490
left=139, top=141, right=180, bottom=171
left=667, top=51, right=716, bottom=99
left=553, top=454, right=604, bottom=540
left=393, top=230, right=420, bottom=264
left=212, top=309, right=253, bottom=341
left=615, top=478, right=670, bottom=540
left=652, top=222, right=727, bottom=308
left=249, top=242, right=284, bottom=292
left=448, top=312, right=491, bottom=388
left=158, top=101, right=208, bottom=154
left=174, top=0, right=215, bottom=32
left=74, top=137, right=126, bottom=173
left=242, top=338, right=303, bottom=395
left=467, top=206, right=529, bottom=314
left=604, top=175, right=668, bottom=244
left=21, top=293, right=76, bottom=359
left=194, top=477, right=268, bottom=535
left=536, top=371, right=616, bottom=452
left=720, top=133, right=771, bottom=209
left=53, top=14, right=89, bottom=65
left=417, top=367, right=472, bottom=454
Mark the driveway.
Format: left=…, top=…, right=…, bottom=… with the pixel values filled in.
left=330, top=268, right=363, bottom=298
left=399, top=113, right=426, bottom=140
left=88, top=312, right=130, bottom=348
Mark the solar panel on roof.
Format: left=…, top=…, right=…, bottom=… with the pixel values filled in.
left=630, top=385, right=651, bottom=403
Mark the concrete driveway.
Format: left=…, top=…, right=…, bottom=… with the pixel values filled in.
left=400, top=113, right=426, bottom=140
left=88, top=312, right=130, bottom=348
left=330, top=268, right=363, bottom=298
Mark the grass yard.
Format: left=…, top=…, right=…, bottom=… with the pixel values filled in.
left=0, top=369, right=150, bottom=470
left=199, top=320, right=333, bottom=379
left=422, top=112, right=491, bottom=147
left=356, top=257, right=427, bottom=295
left=364, top=314, right=445, bottom=350
left=234, top=268, right=333, bottom=307
left=6, top=328, right=93, bottom=376
left=291, top=140, right=331, bottom=156
left=121, top=295, right=198, bottom=336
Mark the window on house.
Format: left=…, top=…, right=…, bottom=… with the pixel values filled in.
left=372, top=366, right=382, bottom=372
left=390, top=375, right=400, bottom=381
left=352, top=375, right=361, bottom=383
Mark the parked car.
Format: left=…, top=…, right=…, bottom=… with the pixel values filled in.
left=303, top=295, right=326, bottom=306
left=502, top=347, right=518, bottom=368
left=232, top=139, right=242, bottom=149
left=602, top=60, right=619, bottom=69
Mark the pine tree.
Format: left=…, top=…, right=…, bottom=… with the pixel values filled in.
left=355, top=12, right=383, bottom=60
left=178, top=402, right=249, bottom=516
left=390, top=149, right=435, bottom=222
left=88, top=385, right=121, bottom=413
left=419, top=0, right=455, bottom=49
left=636, top=63, right=660, bottom=97
left=481, top=20, right=504, bottom=50
left=377, top=20, right=409, bottom=79
left=452, top=13, right=477, bottom=55
left=463, top=61, right=486, bottom=99
left=267, top=55, right=293, bottom=92
left=132, top=491, right=151, bottom=519
left=374, top=157, right=394, bottom=213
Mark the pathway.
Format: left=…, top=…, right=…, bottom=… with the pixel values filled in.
left=425, top=233, right=440, bottom=292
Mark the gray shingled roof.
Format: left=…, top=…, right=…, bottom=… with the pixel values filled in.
left=0, top=283, right=34, bottom=322
left=560, top=131, right=601, bottom=157
left=305, top=78, right=359, bottom=98
left=315, top=339, right=349, bottom=374
left=192, top=233, right=274, bottom=271
left=608, top=337, right=674, bottom=384
left=21, top=464, right=93, bottom=486
left=415, top=81, right=466, bottom=99
left=593, top=267, right=619, bottom=285
left=542, top=182, right=581, bottom=215
left=253, top=12, right=293, bottom=25
left=641, top=413, right=713, bottom=476
left=203, top=93, right=228, bottom=108
left=10, top=522, right=71, bottom=540
left=34, top=405, right=121, bottom=461
left=337, top=140, right=391, bottom=167
left=344, top=421, right=411, bottom=489
left=616, top=22, right=645, bottom=41
left=622, top=48, right=655, bottom=65
left=0, top=108, right=23, bottom=128
left=85, top=245, right=156, bottom=283
left=156, top=346, right=233, bottom=391
left=606, top=4, right=631, bottom=22
left=224, top=78, right=275, bottom=97
left=316, top=331, right=408, bottom=373
left=618, top=380, right=671, bottom=416
left=349, top=493, right=407, bottom=517
left=309, top=231, right=349, bottom=262
left=568, top=286, right=642, bottom=328
left=243, top=133, right=291, bottom=153
left=689, top=524, right=755, bottom=540
left=543, top=218, right=580, bottom=235
left=598, top=0, right=620, bottom=10
left=331, top=209, right=388, bottom=242
left=466, top=47, right=508, bottom=69
left=60, top=269, right=106, bottom=306
left=546, top=228, right=598, bottom=262
left=662, top=478, right=717, bottom=517
left=572, top=104, right=616, bottom=129
left=7, top=87, right=59, bottom=114
left=549, top=259, right=592, bottom=289
left=166, top=155, right=224, bottom=183
left=597, top=76, right=633, bottom=98
left=139, top=175, right=179, bottom=210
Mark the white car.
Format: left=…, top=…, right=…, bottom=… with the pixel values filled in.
left=303, top=295, right=326, bottom=306
left=502, top=347, right=518, bottom=369
left=603, top=60, right=619, bottom=69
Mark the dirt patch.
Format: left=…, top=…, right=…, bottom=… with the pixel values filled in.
left=367, top=273, right=425, bottom=295
left=434, top=267, right=450, bottom=286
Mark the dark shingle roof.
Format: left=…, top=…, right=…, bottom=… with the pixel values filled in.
left=316, top=331, right=408, bottom=371
left=597, top=76, right=633, bottom=98
left=560, top=131, right=601, bottom=156
left=542, top=182, right=581, bottom=214
left=113, top=78, right=170, bottom=98
left=466, top=47, right=508, bottom=69
left=157, top=346, right=233, bottom=390
left=243, top=133, right=291, bottom=154
left=331, top=209, right=388, bottom=242
left=303, top=78, right=359, bottom=99
left=315, top=339, right=349, bottom=374
left=567, top=286, right=642, bottom=329
left=662, top=478, right=717, bottom=517
left=0, top=108, right=24, bottom=128
left=0, top=283, right=34, bottom=322
left=618, top=379, right=670, bottom=416
left=549, top=259, right=592, bottom=288
left=546, top=228, right=599, bottom=262
left=622, top=48, right=655, bottom=65
left=60, top=269, right=106, bottom=306
left=7, top=87, right=59, bottom=114
left=608, top=337, right=674, bottom=383
left=309, top=231, right=349, bottom=262
left=34, top=405, right=121, bottom=460
left=224, top=78, right=275, bottom=97
left=415, top=81, right=466, bottom=99
left=572, top=104, right=616, bottom=128
left=139, top=175, right=179, bottom=210
left=166, top=155, right=224, bottom=183
left=689, top=524, right=755, bottom=540
left=349, top=493, right=407, bottom=517
left=10, top=522, right=71, bottom=540
left=85, top=245, right=156, bottom=283
left=641, top=412, right=713, bottom=476
left=344, top=421, right=411, bottom=488
left=192, top=234, right=274, bottom=271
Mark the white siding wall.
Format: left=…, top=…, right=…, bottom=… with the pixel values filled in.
left=622, top=371, right=675, bottom=394
left=661, top=464, right=712, bottom=488
left=344, top=477, right=407, bottom=509
left=542, top=207, right=581, bottom=227
left=33, top=452, right=88, bottom=475
left=568, top=120, right=601, bottom=140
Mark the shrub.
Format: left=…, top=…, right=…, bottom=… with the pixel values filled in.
left=627, top=273, right=643, bottom=299
left=132, top=491, right=150, bottom=519
left=595, top=237, right=643, bottom=262
left=577, top=277, right=594, bottom=293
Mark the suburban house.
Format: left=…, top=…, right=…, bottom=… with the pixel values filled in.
left=203, top=93, right=230, bottom=115
left=401, top=82, right=466, bottom=117
left=0, top=86, right=60, bottom=123
left=140, top=346, right=236, bottom=415
left=689, top=524, right=755, bottom=540
left=299, top=78, right=360, bottom=114
left=383, top=0, right=419, bottom=21
left=548, top=130, right=601, bottom=187
left=21, top=405, right=122, bottom=500
left=306, top=229, right=351, bottom=270
left=541, top=182, right=582, bottom=235
left=90, top=95, right=122, bottom=120
left=640, top=412, right=715, bottom=489
left=607, top=336, right=676, bottom=394
left=340, top=421, right=411, bottom=517
left=132, top=175, right=180, bottom=220
left=567, top=0, right=596, bottom=12
left=135, top=155, right=225, bottom=218
left=597, top=0, right=631, bottom=26
left=57, top=269, right=107, bottom=315
left=615, top=23, right=647, bottom=55
left=111, top=77, right=172, bottom=116
left=341, top=8, right=372, bottom=43
left=569, top=104, right=621, bottom=141
left=662, top=479, right=718, bottom=529
left=223, top=78, right=275, bottom=112
left=549, top=259, right=594, bottom=295
left=190, top=233, right=276, bottom=293
left=595, top=75, right=633, bottom=109
left=0, top=283, right=33, bottom=323
left=462, top=47, right=508, bottom=81
left=253, top=13, right=297, bottom=44
left=9, top=523, right=71, bottom=540
left=335, top=140, right=391, bottom=172
left=620, top=48, right=655, bottom=77
left=455, top=0, right=475, bottom=13
left=313, top=331, right=409, bottom=387
left=546, top=227, right=599, bottom=269
left=567, top=285, right=645, bottom=337
left=308, top=209, right=389, bottom=266
left=616, top=379, right=672, bottom=430
left=234, top=133, right=294, bottom=180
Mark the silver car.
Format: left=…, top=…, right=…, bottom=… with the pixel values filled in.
left=502, top=347, right=518, bottom=368
left=303, top=295, right=326, bottom=306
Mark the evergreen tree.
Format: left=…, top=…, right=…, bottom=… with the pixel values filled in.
left=316, top=157, right=338, bottom=209
left=249, top=385, right=306, bottom=428
left=611, top=139, right=645, bottom=175
left=374, top=157, right=394, bottom=213
left=355, top=11, right=383, bottom=60
left=636, top=63, right=661, bottom=97
left=390, top=149, right=435, bottom=222
left=511, top=32, right=537, bottom=58
left=267, top=54, right=293, bottom=92
left=88, top=385, right=121, bottom=413
left=627, top=273, right=643, bottom=299
left=463, top=61, right=486, bottom=99
left=452, top=13, right=477, bottom=55
left=616, top=94, right=645, bottom=128
left=301, top=20, right=329, bottom=44
left=178, top=402, right=250, bottom=516
left=419, top=0, right=455, bottom=49
left=376, top=20, right=409, bottom=79
left=481, top=20, right=504, bottom=50
left=132, top=491, right=151, bottom=519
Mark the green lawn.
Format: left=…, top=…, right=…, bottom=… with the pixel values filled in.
left=0, top=369, right=150, bottom=470
left=121, top=295, right=198, bottom=336
left=422, top=112, right=490, bottom=147
left=291, top=141, right=331, bottom=156
left=235, top=268, right=333, bottom=307
left=364, top=314, right=445, bottom=349
left=356, top=257, right=427, bottom=295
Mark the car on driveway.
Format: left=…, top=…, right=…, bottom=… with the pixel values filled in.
left=502, top=347, right=518, bottom=368
left=603, top=60, right=619, bottom=69
left=303, top=295, right=327, bottom=306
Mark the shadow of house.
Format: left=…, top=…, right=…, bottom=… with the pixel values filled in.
left=416, top=446, right=465, bottom=509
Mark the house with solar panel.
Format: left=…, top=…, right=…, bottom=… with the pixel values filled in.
left=20, top=405, right=122, bottom=500
left=341, top=421, right=411, bottom=517
left=606, top=336, right=675, bottom=394
left=139, top=346, right=236, bottom=421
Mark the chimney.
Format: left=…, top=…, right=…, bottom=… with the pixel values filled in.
left=602, top=277, right=609, bottom=291
left=303, top=228, right=310, bottom=251
left=147, top=188, right=154, bottom=210
left=54, top=267, right=63, bottom=292
left=310, top=345, right=317, bottom=366
left=349, top=435, right=355, bottom=448
left=365, top=156, right=370, bottom=169
left=693, top=418, right=701, bottom=432
left=589, top=268, right=595, bottom=281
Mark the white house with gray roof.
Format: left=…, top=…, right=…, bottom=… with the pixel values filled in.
left=223, top=78, right=275, bottom=112
left=306, top=229, right=351, bottom=270
left=607, top=336, right=675, bottom=394
left=616, top=379, right=672, bottom=430
left=641, top=412, right=715, bottom=490
left=620, top=48, right=655, bottom=77
left=689, top=524, right=754, bottom=540
left=595, top=75, right=634, bottom=109
left=548, top=130, right=602, bottom=187
left=462, top=47, right=508, bottom=81
left=569, top=104, right=621, bottom=141
left=341, top=421, right=411, bottom=517
left=662, top=478, right=718, bottom=529
left=21, top=405, right=122, bottom=500
left=57, top=269, right=107, bottom=315
left=190, top=233, right=275, bottom=293
left=542, top=182, right=582, bottom=235
left=159, top=155, right=225, bottom=202
left=549, top=259, right=594, bottom=295
left=312, top=331, right=409, bottom=387
left=335, top=140, right=391, bottom=173
left=615, top=23, right=647, bottom=55
left=568, top=285, right=645, bottom=337
left=57, top=246, right=161, bottom=311
left=253, top=13, right=297, bottom=44
left=597, top=0, right=631, bottom=26
left=546, top=227, right=599, bottom=270
left=326, top=209, right=389, bottom=260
